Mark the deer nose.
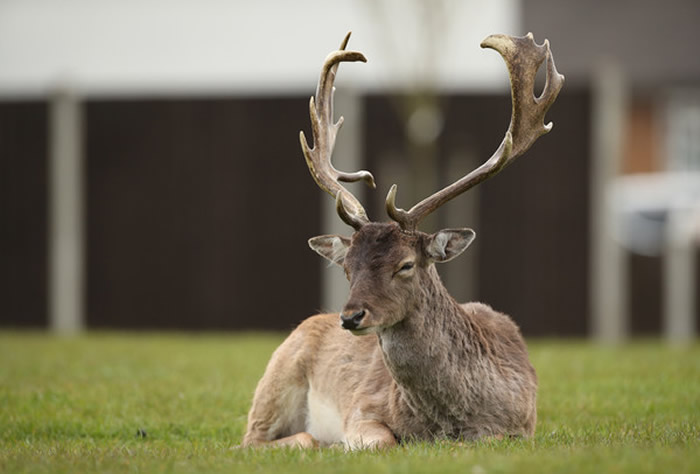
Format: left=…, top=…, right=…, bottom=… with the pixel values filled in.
left=340, top=309, right=366, bottom=330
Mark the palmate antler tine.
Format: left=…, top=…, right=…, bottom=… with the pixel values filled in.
left=299, top=32, right=376, bottom=230
left=386, top=33, right=564, bottom=231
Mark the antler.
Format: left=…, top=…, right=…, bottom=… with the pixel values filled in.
left=300, top=32, right=376, bottom=230
left=386, top=33, right=565, bottom=231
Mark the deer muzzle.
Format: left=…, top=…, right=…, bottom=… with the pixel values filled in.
left=340, top=309, right=366, bottom=330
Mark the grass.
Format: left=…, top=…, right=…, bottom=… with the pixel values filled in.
left=0, top=331, right=698, bottom=473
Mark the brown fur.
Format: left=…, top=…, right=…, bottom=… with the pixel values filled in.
left=242, top=222, right=537, bottom=449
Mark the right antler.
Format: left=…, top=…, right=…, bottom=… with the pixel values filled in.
left=386, top=33, right=565, bottom=231
left=300, top=32, right=376, bottom=230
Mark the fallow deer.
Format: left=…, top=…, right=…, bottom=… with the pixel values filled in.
left=242, top=31, right=563, bottom=449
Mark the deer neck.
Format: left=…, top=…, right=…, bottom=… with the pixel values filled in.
left=378, top=266, right=472, bottom=363
left=377, top=265, right=481, bottom=434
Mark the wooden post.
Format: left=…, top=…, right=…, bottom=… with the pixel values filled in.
left=664, top=208, right=698, bottom=343
left=590, top=60, right=629, bottom=343
left=48, top=89, right=85, bottom=333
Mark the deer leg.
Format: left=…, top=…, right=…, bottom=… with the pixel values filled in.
left=522, top=405, right=537, bottom=437
left=242, top=332, right=310, bottom=447
left=243, top=431, right=319, bottom=449
left=345, top=420, right=397, bottom=450
left=241, top=378, right=309, bottom=447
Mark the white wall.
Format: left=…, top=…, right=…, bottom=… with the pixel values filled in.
left=0, top=0, right=519, bottom=97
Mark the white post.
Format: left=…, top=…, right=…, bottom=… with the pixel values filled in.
left=49, top=89, right=85, bottom=333
left=663, top=207, right=698, bottom=343
left=590, top=60, right=629, bottom=343
left=319, top=90, right=363, bottom=313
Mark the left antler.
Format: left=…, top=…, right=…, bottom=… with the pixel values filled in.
left=300, top=32, right=376, bottom=230
left=386, top=33, right=565, bottom=231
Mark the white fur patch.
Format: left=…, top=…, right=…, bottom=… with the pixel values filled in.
left=306, top=386, right=345, bottom=444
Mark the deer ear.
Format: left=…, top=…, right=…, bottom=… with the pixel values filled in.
left=424, top=228, right=476, bottom=263
left=308, top=235, right=351, bottom=266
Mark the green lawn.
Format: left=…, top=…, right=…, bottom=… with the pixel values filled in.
left=0, top=332, right=698, bottom=473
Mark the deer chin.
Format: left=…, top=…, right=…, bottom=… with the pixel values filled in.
left=348, top=326, right=379, bottom=336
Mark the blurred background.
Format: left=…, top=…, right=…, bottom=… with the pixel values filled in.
left=1, top=0, right=698, bottom=341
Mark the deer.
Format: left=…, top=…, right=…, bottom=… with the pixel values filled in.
left=241, top=31, right=564, bottom=450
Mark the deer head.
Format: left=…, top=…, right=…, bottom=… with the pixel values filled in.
left=303, top=32, right=564, bottom=333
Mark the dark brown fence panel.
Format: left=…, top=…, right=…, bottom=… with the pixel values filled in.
left=365, top=90, right=591, bottom=337
left=629, top=253, right=700, bottom=336
left=475, top=90, right=591, bottom=337
left=628, top=254, right=662, bottom=335
left=0, top=101, right=48, bottom=328
left=85, top=97, right=321, bottom=330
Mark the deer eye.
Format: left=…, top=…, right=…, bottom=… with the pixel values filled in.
left=395, top=261, right=415, bottom=276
